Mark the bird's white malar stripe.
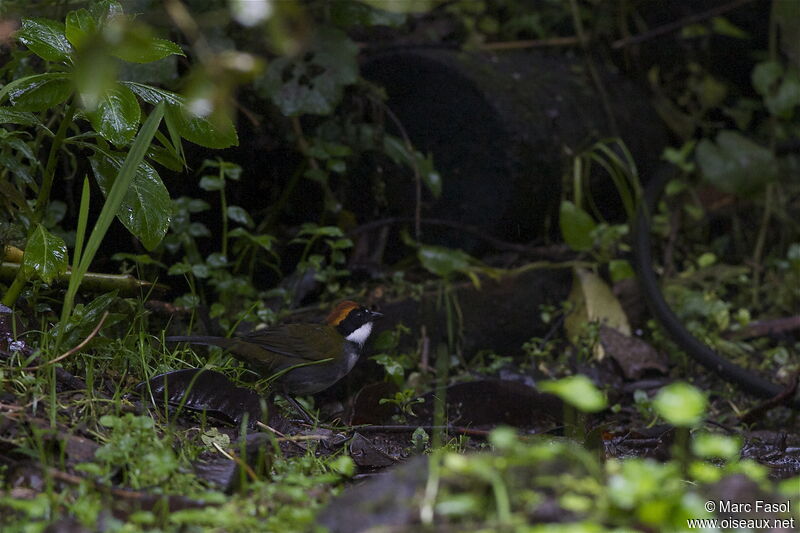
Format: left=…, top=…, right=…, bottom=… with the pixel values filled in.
left=345, top=322, right=374, bottom=345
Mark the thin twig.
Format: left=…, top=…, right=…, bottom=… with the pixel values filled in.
left=480, top=35, right=582, bottom=51
left=381, top=103, right=423, bottom=240
left=348, top=216, right=571, bottom=257
left=356, top=424, right=494, bottom=437
left=612, top=0, right=757, bottom=49
left=256, top=421, right=308, bottom=452
left=419, top=325, right=433, bottom=374
left=24, top=311, right=109, bottom=371
left=212, top=441, right=259, bottom=482
left=569, top=0, right=618, bottom=136
left=163, top=0, right=213, bottom=63
left=739, top=371, right=800, bottom=424
left=751, top=183, right=773, bottom=308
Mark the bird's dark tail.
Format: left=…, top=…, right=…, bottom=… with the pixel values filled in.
left=165, top=335, right=236, bottom=350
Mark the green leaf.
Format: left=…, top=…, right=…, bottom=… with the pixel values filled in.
left=227, top=206, right=253, bottom=227
left=147, top=143, right=184, bottom=172
left=122, top=81, right=183, bottom=106
left=692, top=433, right=741, bottom=460
left=199, top=176, right=224, bottom=191
left=752, top=61, right=782, bottom=95
left=417, top=245, right=472, bottom=279
left=258, top=27, right=357, bottom=116
left=767, top=72, right=800, bottom=118
left=17, top=18, right=74, bottom=63
left=65, top=8, right=98, bottom=50
left=86, top=84, right=141, bottom=147
left=752, top=62, right=800, bottom=117
left=1, top=73, right=73, bottom=112
left=539, top=375, right=607, bottom=413
left=653, top=382, right=707, bottom=427
left=418, top=153, right=442, bottom=198
left=710, top=17, right=748, bottom=39
left=111, top=252, right=165, bottom=268
left=89, top=151, right=171, bottom=250
left=609, top=259, right=634, bottom=282
left=298, top=224, right=344, bottom=237
left=89, top=0, right=125, bottom=22
left=22, top=224, right=68, bottom=283
left=559, top=201, right=596, bottom=251
left=164, top=104, right=238, bottom=149
left=112, top=37, right=184, bottom=64
left=360, top=0, right=434, bottom=13
left=0, top=108, right=38, bottom=126
left=696, top=130, right=778, bottom=195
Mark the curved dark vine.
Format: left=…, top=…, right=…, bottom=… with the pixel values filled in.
left=632, top=167, right=800, bottom=409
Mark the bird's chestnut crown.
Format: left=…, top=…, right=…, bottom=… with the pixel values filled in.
left=326, top=301, right=383, bottom=343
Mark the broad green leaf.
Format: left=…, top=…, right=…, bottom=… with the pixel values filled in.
left=229, top=228, right=275, bottom=251
left=122, top=82, right=183, bottom=106
left=199, top=176, right=224, bottom=191
left=89, top=151, right=171, bottom=250
left=419, top=153, right=442, bottom=198
left=418, top=245, right=472, bottom=279
left=767, top=72, right=800, bottom=118
left=540, top=375, right=607, bottom=413
left=0, top=108, right=38, bottom=126
left=112, top=36, right=184, bottom=64
left=17, top=18, right=74, bottom=63
left=609, top=259, right=634, bottom=282
left=752, top=61, right=782, bottom=95
left=89, top=0, right=125, bottom=22
left=653, top=382, right=707, bottom=427
left=147, top=143, right=184, bottom=172
left=86, top=84, right=141, bottom=147
left=752, top=62, right=800, bottom=117
left=54, top=291, right=121, bottom=348
left=258, top=27, right=357, bottom=116
left=381, top=134, right=441, bottom=197
left=559, top=201, right=596, bottom=251
left=297, top=224, right=344, bottom=237
left=165, top=104, right=238, bottom=149
left=65, top=8, right=98, bottom=50
left=1, top=73, right=72, bottom=112
left=22, top=224, right=68, bottom=283
left=206, top=253, right=228, bottom=268
left=692, top=433, right=741, bottom=460
left=696, top=130, right=778, bottom=195
left=227, top=205, right=253, bottom=227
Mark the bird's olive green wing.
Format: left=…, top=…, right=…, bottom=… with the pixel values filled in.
left=229, top=323, right=341, bottom=370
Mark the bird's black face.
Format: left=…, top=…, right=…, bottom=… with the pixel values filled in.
left=336, top=306, right=383, bottom=343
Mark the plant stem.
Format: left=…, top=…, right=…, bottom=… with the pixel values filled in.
left=568, top=0, right=619, bottom=137
left=34, top=98, right=76, bottom=225
left=751, top=184, right=773, bottom=307
left=2, top=269, right=27, bottom=307
left=220, top=165, right=229, bottom=258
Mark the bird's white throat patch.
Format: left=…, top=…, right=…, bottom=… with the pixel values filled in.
left=345, top=322, right=373, bottom=345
